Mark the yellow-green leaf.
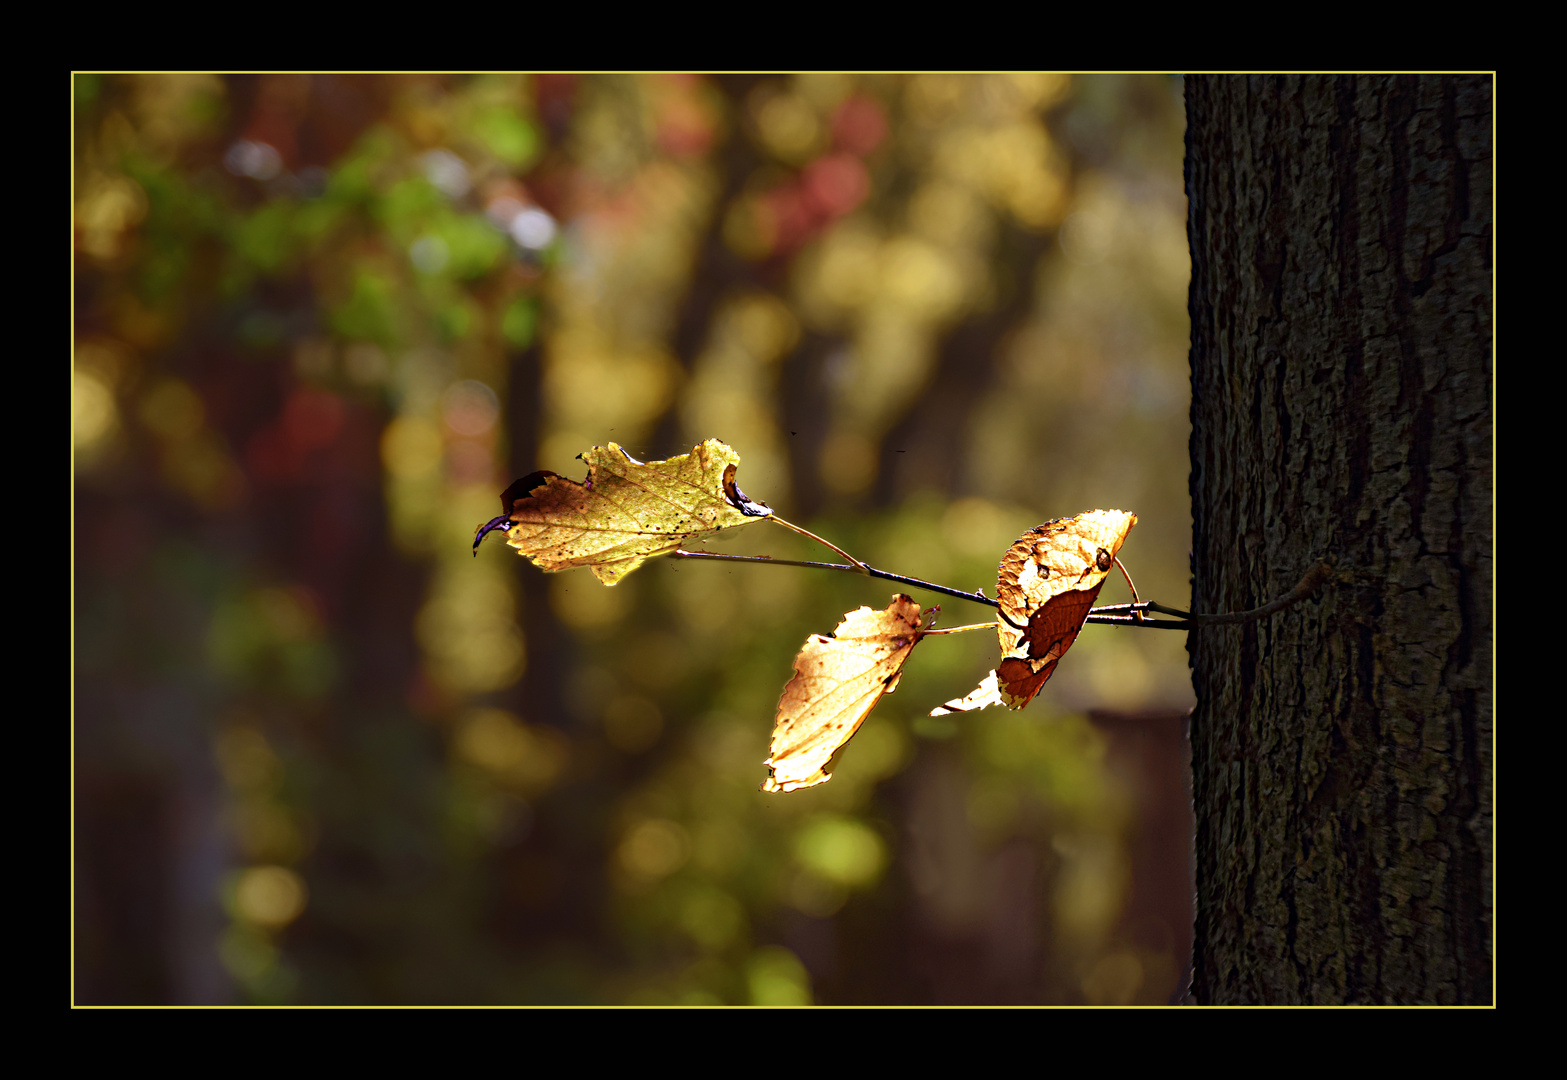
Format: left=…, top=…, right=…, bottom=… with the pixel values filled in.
left=482, top=439, right=771, bottom=585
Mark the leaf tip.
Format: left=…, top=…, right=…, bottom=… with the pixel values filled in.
left=473, top=513, right=516, bottom=554
left=721, top=463, right=772, bottom=518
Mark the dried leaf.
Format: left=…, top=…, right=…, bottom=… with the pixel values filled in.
left=931, top=509, right=1136, bottom=715
left=764, top=595, right=931, bottom=793
left=474, top=439, right=771, bottom=585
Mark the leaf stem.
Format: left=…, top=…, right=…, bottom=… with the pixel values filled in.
left=923, top=623, right=997, bottom=636
left=767, top=515, right=871, bottom=573
left=1112, top=556, right=1143, bottom=620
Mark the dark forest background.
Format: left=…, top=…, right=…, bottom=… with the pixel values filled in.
left=74, top=73, right=1196, bottom=1004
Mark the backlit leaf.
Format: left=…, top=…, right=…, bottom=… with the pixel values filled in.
left=932, top=509, right=1136, bottom=715
left=474, top=439, right=771, bottom=585
left=929, top=669, right=1004, bottom=715
left=764, top=595, right=932, bottom=793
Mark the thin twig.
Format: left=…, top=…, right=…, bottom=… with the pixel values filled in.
left=1084, top=612, right=1190, bottom=630
left=1171, top=560, right=1337, bottom=626
left=1086, top=561, right=1335, bottom=627
left=669, top=549, right=997, bottom=608
left=1085, top=601, right=1183, bottom=627
left=668, top=549, right=1336, bottom=630
left=923, top=623, right=996, bottom=636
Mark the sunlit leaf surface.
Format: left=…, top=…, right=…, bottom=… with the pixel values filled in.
left=484, top=439, right=771, bottom=585
left=933, top=509, right=1136, bottom=714
left=765, top=595, right=931, bottom=792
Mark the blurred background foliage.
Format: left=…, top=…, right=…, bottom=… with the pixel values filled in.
left=74, top=73, right=1193, bottom=1005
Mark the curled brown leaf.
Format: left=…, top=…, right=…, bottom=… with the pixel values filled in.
left=932, top=509, right=1136, bottom=715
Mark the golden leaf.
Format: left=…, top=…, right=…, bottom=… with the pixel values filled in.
left=473, top=439, right=771, bottom=585
left=932, top=509, right=1136, bottom=715
left=764, top=595, right=931, bottom=793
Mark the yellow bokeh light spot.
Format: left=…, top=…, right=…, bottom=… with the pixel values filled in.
left=77, top=172, right=149, bottom=260
left=793, top=814, right=887, bottom=889
left=1009, top=166, right=1069, bottom=230
left=725, top=292, right=800, bottom=365
left=940, top=497, right=1014, bottom=560
left=232, top=802, right=309, bottom=863
left=805, top=223, right=881, bottom=320
left=138, top=378, right=204, bottom=441
left=677, top=885, right=745, bottom=950
left=1086, top=637, right=1154, bottom=711
left=163, top=432, right=240, bottom=509
left=832, top=719, right=908, bottom=785
left=905, top=75, right=969, bottom=124
left=219, top=925, right=278, bottom=981
left=255, top=586, right=322, bottom=641
left=908, top=181, right=991, bottom=250
left=747, top=946, right=813, bottom=1006
left=549, top=572, right=631, bottom=631
left=418, top=565, right=527, bottom=694
left=455, top=708, right=530, bottom=771
left=214, top=726, right=282, bottom=792
left=750, top=90, right=822, bottom=163
left=544, top=339, right=678, bottom=436
left=1053, top=836, right=1127, bottom=941
left=880, top=235, right=964, bottom=318
left=381, top=416, right=442, bottom=480
left=454, top=708, right=566, bottom=793
left=1006, top=72, right=1071, bottom=110
left=617, top=818, right=691, bottom=881
left=722, top=195, right=775, bottom=260
left=73, top=369, right=117, bottom=449
left=232, top=865, right=308, bottom=929
left=794, top=73, right=852, bottom=112
left=432, top=627, right=526, bottom=694
left=1060, top=210, right=1115, bottom=265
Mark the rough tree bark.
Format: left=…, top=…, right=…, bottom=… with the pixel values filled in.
left=1185, top=76, right=1491, bottom=1004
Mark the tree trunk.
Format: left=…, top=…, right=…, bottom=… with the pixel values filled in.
left=1185, top=75, right=1491, bottom=1004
